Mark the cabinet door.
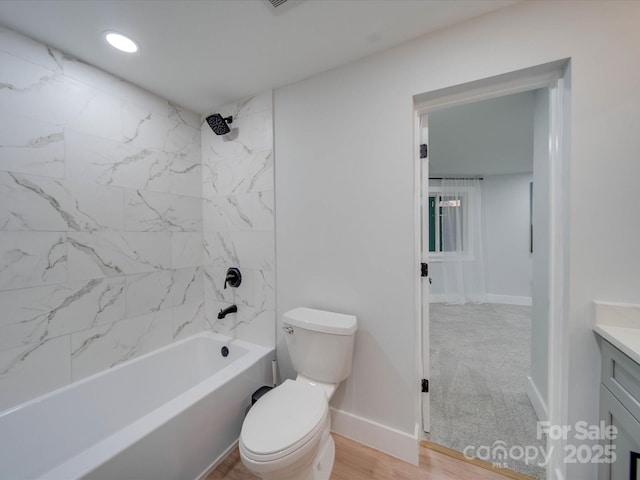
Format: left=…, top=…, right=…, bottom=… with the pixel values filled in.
left=601, top=340, right=640, bottom=422
left=600, top=386, right=640, bottom=480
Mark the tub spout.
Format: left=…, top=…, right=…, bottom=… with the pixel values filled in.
left=218, top=305, right=238, bottom=319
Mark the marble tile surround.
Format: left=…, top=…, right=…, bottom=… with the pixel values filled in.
left=201, top=94, right=276, bottom=350
left=0, top=27, right=275, bottom=412
left=0, top=27, right=208, bottom=411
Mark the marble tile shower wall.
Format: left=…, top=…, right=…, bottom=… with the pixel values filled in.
left=0, top=28, right=204, bottom=411
left=201, top=93, right=275, bottom=348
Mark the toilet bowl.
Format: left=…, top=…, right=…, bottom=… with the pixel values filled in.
left=239, top=380, right=332, bottom=480
left=239, top=308, right=357, bottom=480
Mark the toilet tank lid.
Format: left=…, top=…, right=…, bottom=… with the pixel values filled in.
left=283, top=307, right=357, bottom=335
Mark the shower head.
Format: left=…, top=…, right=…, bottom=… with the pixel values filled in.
left=206, top=114, right=233, bottom=135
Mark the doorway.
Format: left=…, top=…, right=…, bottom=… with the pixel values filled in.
left=414, top=61, right=570, bottom=480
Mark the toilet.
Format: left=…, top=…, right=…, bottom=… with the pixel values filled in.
left=239, top=307, right=357, bottom=480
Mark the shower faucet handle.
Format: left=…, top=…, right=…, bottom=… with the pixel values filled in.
left=224, top=267, right=242, bottom=289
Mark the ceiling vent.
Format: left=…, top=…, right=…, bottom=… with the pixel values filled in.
left=263, top=0, right=300, bottom=14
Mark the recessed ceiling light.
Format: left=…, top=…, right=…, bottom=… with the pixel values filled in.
left=104, top=32, right=138, bottom=53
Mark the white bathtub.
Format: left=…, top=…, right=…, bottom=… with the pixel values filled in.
left=0, top=332, right=274, bottom=480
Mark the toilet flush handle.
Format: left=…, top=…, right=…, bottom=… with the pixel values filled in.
left=282, top=326, right=294, bottom=335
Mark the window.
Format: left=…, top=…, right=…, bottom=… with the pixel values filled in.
left=427, top=188, right=471, bottom=256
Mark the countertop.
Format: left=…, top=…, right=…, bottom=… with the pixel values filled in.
left=593, top=301, right=640, bottom=365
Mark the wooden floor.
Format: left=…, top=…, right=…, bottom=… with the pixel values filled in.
left=208, top=434, right=512, bottom=480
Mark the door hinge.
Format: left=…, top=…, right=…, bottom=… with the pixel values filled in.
left=421, top=262, right=428, bottom=277
left=421, top=378, right=429, bottom=393
left=420, top=144, right=428, bottom=159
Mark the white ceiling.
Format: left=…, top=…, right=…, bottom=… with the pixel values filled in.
left=429, top=90, right=537, bottom=176
left=0, top=0, right=517, bottom=114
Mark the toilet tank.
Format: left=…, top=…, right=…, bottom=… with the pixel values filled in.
left=283, top=308, right=357, bottom=385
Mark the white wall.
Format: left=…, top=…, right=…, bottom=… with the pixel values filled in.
left=483, top=174, right=533, bottom=303
left=0, top=27, right=203, bottom=411
left=426, top=93, right=535, bottom=303
left=428, top=175, right=533, bottom=304
left=275, top=2, right=640, bottom=477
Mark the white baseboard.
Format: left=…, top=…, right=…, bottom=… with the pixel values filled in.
left=486, top=294, right=532, bottom=306
left=526, top=375, right=548, bottom=422
left=330, top=407, right=419, bottom=465
left=429, top=294, right=446, bottom=303
left=197, top=440, right=238, bottom=480
left=429, top=294, right=532, bottom=306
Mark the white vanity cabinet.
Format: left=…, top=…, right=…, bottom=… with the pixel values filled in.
left=599, top=339, right=640, bottom=480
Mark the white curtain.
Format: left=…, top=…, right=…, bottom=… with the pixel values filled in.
left=440, top=178, right=486, bottom=304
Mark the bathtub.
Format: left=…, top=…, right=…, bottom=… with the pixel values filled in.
left=0, top=332, right=274, bottom=480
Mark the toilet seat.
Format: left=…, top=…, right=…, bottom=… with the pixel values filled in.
left=240, top=380, right=329, bottom=463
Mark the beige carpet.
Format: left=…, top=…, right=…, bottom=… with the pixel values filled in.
left=427, top=303, right=546, bottom=479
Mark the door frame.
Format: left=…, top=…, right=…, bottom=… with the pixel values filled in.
left=413, top=59, right=571, bottom=480
left=417, top=114, right=430, bottom=432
